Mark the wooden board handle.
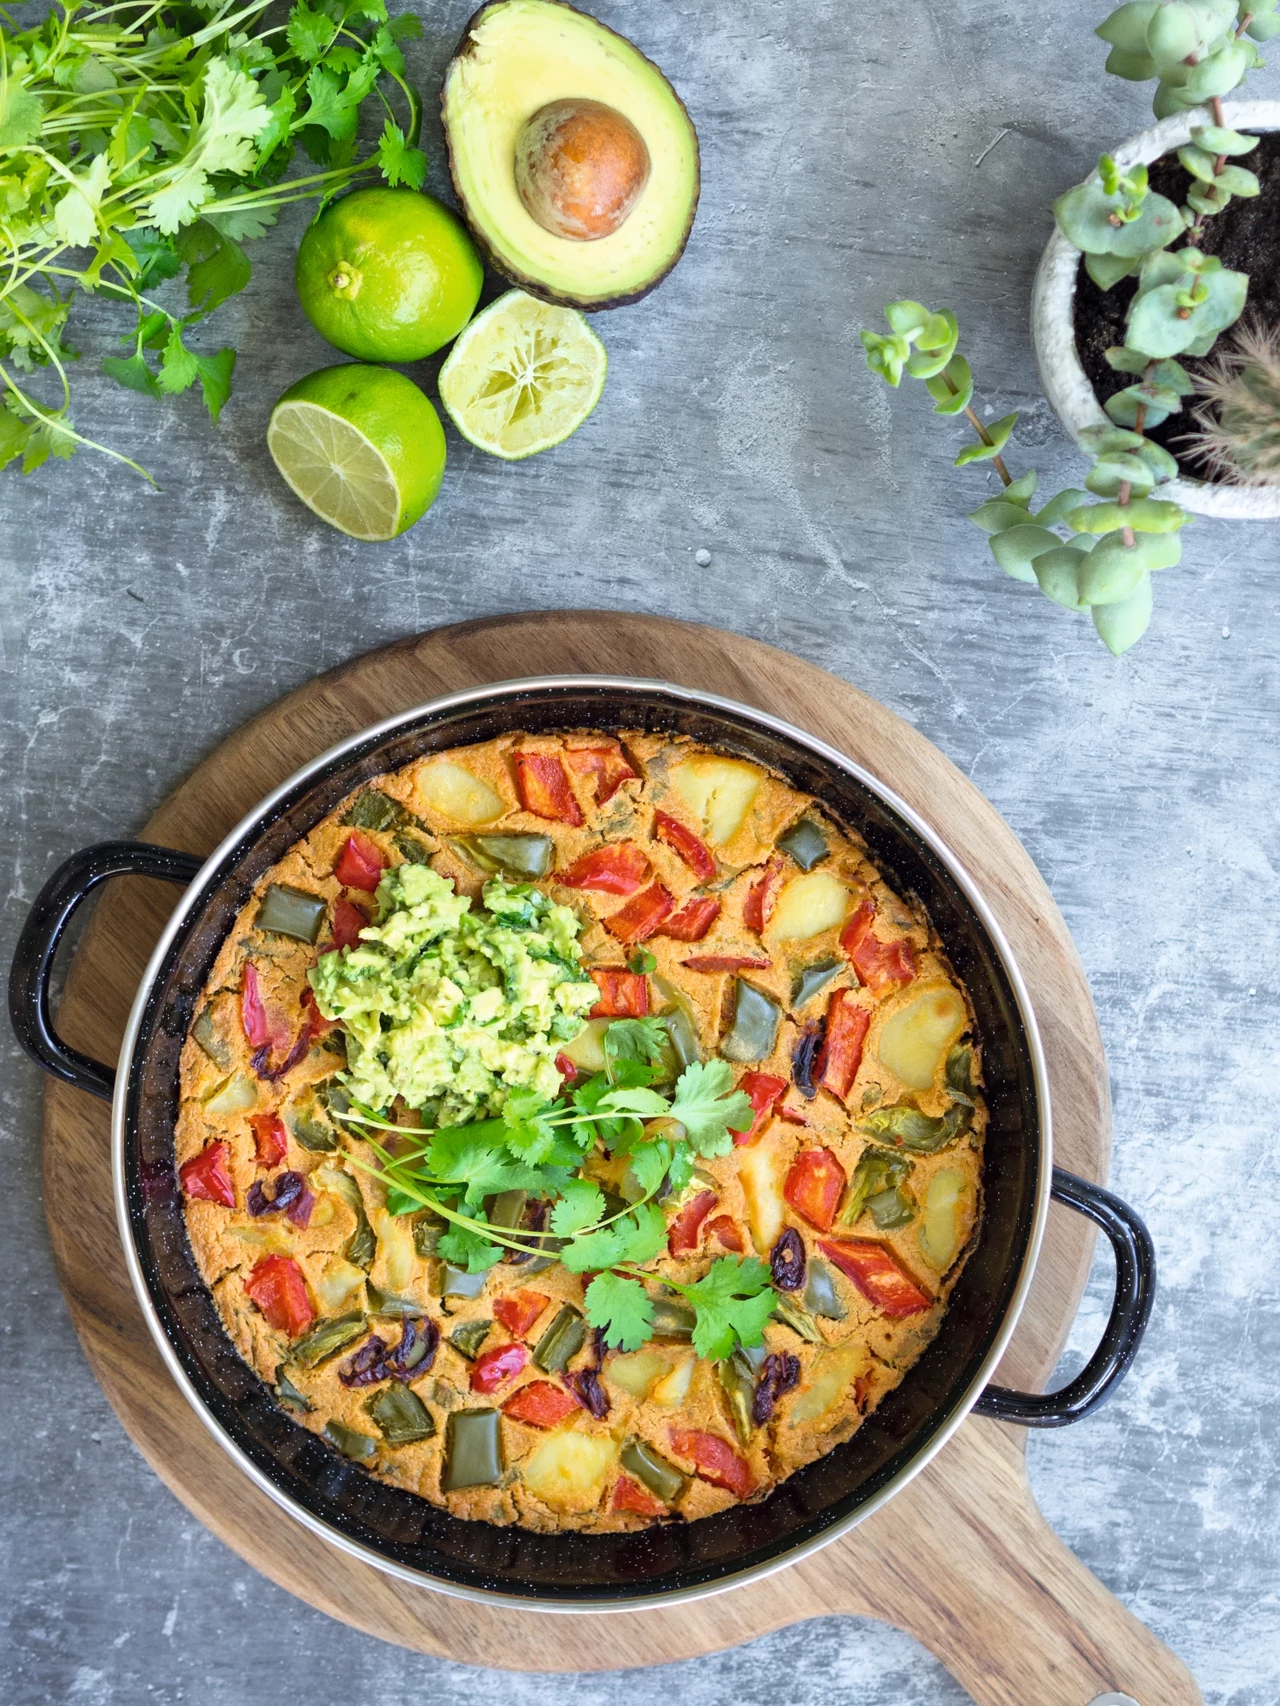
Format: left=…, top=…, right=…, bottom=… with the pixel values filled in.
left=813, top=1421, right=1202, bottom=1706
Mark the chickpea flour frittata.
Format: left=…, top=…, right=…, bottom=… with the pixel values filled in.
left=177, top=732, right=986, bottom=1531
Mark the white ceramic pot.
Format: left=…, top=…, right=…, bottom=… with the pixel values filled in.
left=1031, top=98, right=1280, bottom=521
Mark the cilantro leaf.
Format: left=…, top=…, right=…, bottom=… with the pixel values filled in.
left=548, top=1178, right=606, bottom=1237
left=501, top=1087, right=557, bottom=1162
left=425, top=1122, right=541, bottom=1206
left=557, top=1201, right=665, bottom=1274
left=669, top=1060, right=754, bottom=1157
left=176, top=219, right=251, bottom=313
left=286, top=4, right=336, bottom=64
left=101, top=352, right=161, bottom=398
left=194, top=347, right=235, bottom=423
left=683, top=1256, right=776, bottom=1361
left=584, top=1272, right=653, bottom=1352
left=664, top=1142, right=695, bottom=1197
left=615, top=1199, right=667, bottom=1264
left=604, top=1016, right=667, bottom=1066
left=156, top=324, right=199, bottom=394
left=376, top=119, right=427, bottom=191
left=595, top=1085, right=671, bottom=1119
left=626, top=1135, right=673, bottom=1199
left=437, top=1219, right=502, bottom=1273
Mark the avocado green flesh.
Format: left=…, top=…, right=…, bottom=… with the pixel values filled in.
left=443, top=0, right=700, bottom=309
left=309, top=863, right=597, bottom=1126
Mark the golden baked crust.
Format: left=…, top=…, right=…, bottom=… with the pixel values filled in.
left=177, top=731, right=985, bottom=1530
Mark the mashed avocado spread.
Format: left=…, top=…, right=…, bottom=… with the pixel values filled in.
left=310, top=863, right=597, bottom=1125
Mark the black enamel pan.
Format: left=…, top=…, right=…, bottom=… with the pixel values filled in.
left=9, top=677, right=1155, bottom=1608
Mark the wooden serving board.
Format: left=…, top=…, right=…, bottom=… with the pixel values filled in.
left=42, top=613, right=1200, bottom=1706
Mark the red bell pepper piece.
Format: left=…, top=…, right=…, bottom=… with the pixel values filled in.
left=784, top=1147, right=847, bottom=1233
left=334, top=830, right=386, bottom=893
left=778, top=1106, right=810, bottom=1126
left=668, top=1427, right=755, bottom=1499
left=332, top=896, right=368, bottom=950
left=818, top=1238, right=933, bottom=1318
left=566, top=743, right=637, bottom=805
left=815, top=989, right=871, bottom=1102
left=244, top=1255, right=314, bottom=1337
left=605, top=883, right=675, bottom=944
left=729, top=1070, right=787, bottom=1146
left=558, top=843, right=649, bottom=895
left=743, top=856, right=784, bottom=933
left=706, top=1214, right=745, bottom=1253
left=682, top=955, right=770, bottom=973
left=501, top=1379, right=581, bottom=1429
left=471, top=1342, right=528, bottom=1394
left=555, top=1052, right=579, bottom=1085
left=248, top=1112, right=287, bottom=1167
left=652, top=810, right=716, bottom=881
left=589, top=969, right=649, bottom=1018
left=667, top=1188, right=718, bottom=1256
left=240, top=962, right=276, bottom=1049
left=493, top=1290, right=551, bottom=1339
left=611, top=1473, right=669, bottom=1517
left=179, top=1140, right=236, bottom=1209
left=658, top=897, right=721, bottom=942
left=841, top=900, right=917, bottom=996
left=513, top=752, right=584, bottom=826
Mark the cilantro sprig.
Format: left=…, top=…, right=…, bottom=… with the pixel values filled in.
left=0, top=0, right=428, bottom=478
left=336, top=1028, right=771, bottom=1359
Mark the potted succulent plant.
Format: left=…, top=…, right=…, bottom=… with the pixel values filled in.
left=863, top=0, right=1280, bottom=656
left=1033, top=0, right=1280, bottom=521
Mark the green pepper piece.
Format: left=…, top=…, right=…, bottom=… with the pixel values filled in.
left=857, top=1102, right=970, bottom=1155
left=342, top=789, right=407, bottom=832
left=435, top=1264, right=489, bottom=1301
left=486, top=1190, right=528, bottom=1233
left=287, top=1101, right=338, bottom=1154
left=719, top=1356, right=756, bottom=1446
left=413, top=1209, right=448, bottom=1257
left=392, top=832, right=434, bottom=865
left=532, top=1304, right=587, bottom=1372
left=448, top=1319, right=493, bottom=1361
left=652, top=976, right=703, bottom=1076
left=191, top=1005, right=231, bottom=1069
left=365, top=1384, right=436, bottom=1446
left=778, top=817, right=829, bottom=871
left=721, top=979, right=782, bottom=1064
left=620, top=1437, right=686, bottom=1505
left=945, top=1040, right=978, bottom=1106
left=288, top=1312, right=367, bottom=1369
left=791, top=959, right=842, bottom=1010
left=450, top=833, right=554, bottom=880
left=274, top=1371, right=314, bottom=1412
left=256, top=884, right=328, bottom=944
left=772, top=1294, right=823, bottom=1343
left=868, top=1184, right=918, bottom=1230
left=443, top=1409, right=504, bottom=1490
left=840, top=1147, right=913, bottom=1227
left=802, top=1258, right=847, bottom=1321
left=323, top=1419, right=378, bottom=1463
left=365, top=1283, right=423, bottom=1317
left=316, top=1165, right=376, bottom=1267
left=647, top=1297, right=697, bottom=1340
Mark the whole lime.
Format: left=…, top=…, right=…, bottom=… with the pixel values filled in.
left=295, top=187, right=484, bottom=363
left=267, top=364, right=446, bottom=541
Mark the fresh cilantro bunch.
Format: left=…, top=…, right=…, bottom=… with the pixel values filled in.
left=338, top=1026, right=778, bottom=1361
left=0, top=0, right=427, bottom=477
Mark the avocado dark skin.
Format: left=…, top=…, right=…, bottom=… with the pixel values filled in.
left=441, top=0, right=701, bottom=312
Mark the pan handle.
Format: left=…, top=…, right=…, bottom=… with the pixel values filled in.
left=9, top=841, right=204, bottom=1103
left=975, top=1166, right=1155, bottom=1428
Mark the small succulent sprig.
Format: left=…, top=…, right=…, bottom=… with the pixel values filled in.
left=1187, top=321, right=1280, bottom=482
left=1097, top=0, right=1279, bottom=120
left=862, top=302, right=1186, bottom=654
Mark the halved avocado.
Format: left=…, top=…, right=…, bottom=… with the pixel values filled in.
left=441, top=0, right=700, bottom=310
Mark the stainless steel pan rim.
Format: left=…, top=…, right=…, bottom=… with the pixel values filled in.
left=109, top=673, right=1053, bottom=1613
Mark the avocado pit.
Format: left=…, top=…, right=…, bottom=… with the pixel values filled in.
left=514, top=98, right=650, bottom=241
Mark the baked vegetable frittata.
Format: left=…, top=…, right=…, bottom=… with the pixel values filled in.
left=177, top=731, right=985, bottom=1529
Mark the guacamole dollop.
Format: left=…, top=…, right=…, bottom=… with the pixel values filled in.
left=310, top=863, right=597, bottom=1125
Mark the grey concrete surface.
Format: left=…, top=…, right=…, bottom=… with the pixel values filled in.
left=3, top=2, right=1277, bottom=1702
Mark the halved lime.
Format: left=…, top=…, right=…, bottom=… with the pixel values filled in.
left=438, top=289, right=607, bottom=460
left=267, top=364, right=446, bottom=541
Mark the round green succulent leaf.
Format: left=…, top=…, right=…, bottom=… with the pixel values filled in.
left=1077, top=537, right=1150, bottom=605
left=967, top=498, right=1033, bottom=535
left=1086, top=455, right=1157, bottom=499
left=1032, top=486, right=1092, bottom=526
left=1093, top=572, right=1154, bottom=654
left=925, top=353, right=973, bottom=414
left=1098, top=1, right=1161, bottom=52
left=1177, top=144, right=1219, bottom=183
left=988, top=523, right=1061, bottom=584
left=1146, top=3, right=1203, bottom=68
left=1068, top=497, right=1186, bottom=533
left=884, top=300, right=932, bottom=337
left=1216, top=164, right=1260, bottom=197
left=1183, top=38, right=1249, bottom=99
left=1079, top=424, right=1147, bottom=456
left=1033, top=544, right=1093, bottom=611
left=955, top=411, right=1017, bottom=467
left=1190, top=124, right=1259, bottom=155
left=1004, top=469, right=1039, bottom=505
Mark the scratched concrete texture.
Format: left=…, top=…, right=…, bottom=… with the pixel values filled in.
left=2, top=0, right=1278, bottom=1701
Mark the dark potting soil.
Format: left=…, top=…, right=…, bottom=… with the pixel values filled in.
left=1073, top=129, right=1280, bottom=483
